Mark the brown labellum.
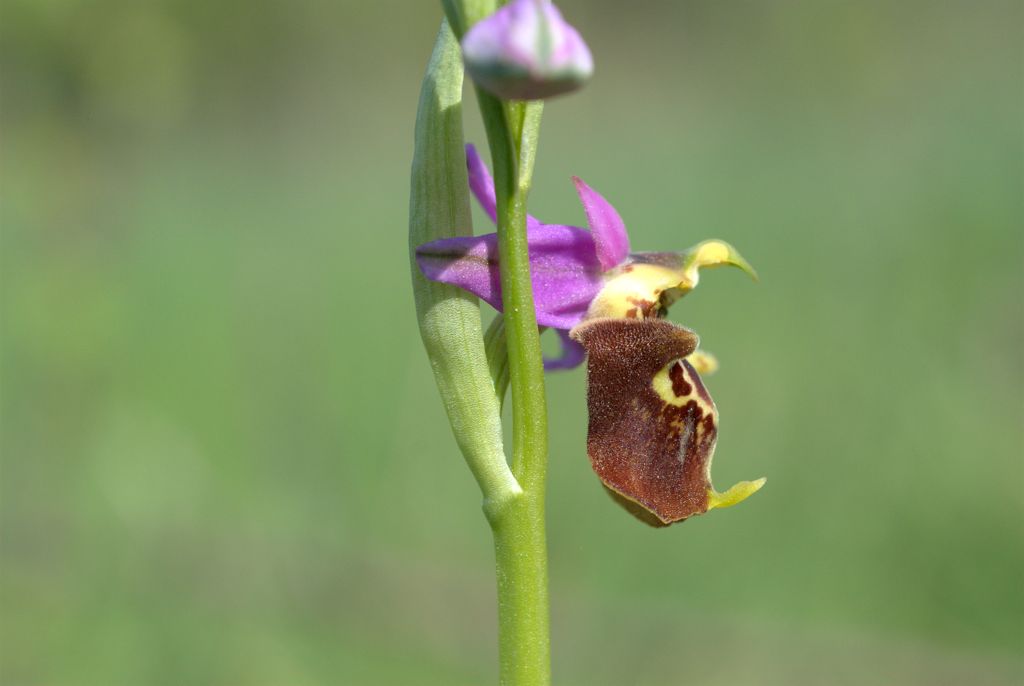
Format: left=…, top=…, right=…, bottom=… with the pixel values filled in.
left=570, top=318, right=721, bottom=527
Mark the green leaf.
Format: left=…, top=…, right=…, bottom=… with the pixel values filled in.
left=408, top=20, right=520, bottom=504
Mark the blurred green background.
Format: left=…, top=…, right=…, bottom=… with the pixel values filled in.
left=2, top=0, right=1022, bottom=684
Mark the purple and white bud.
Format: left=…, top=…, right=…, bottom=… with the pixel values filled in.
left=461, top=0, right=593, bottom=101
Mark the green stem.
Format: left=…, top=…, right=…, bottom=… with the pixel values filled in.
left=439, top=3, right=551, bottom=681
left=476, top=94, right=548, bottom=489
left=477, top=86, right=551, bottom=686
left=490, top=494, right=549, bottom=686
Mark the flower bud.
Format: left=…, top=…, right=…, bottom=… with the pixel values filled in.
left=461, top=0, right=593, bottom=101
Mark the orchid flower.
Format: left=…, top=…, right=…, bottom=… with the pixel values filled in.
left=416, top=144, right=756, bottom=371
left=416, top=144, right=765, bottom=525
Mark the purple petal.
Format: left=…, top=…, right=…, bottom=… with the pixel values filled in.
left=416, top=224, right=603, bottom=329
left=572, top=176, right=630, bottom=270
left=466, top=144, right=540, bottom=230
left=520, top=224, right=604, bottom=328
left=466, top=144, right=499, bottom=225
left=417, top=233, right=503, bottom=311
left=544, top=328, right=586, bottom=371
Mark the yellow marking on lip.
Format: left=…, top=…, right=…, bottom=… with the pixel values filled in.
left=651, top=364, right=687, bottom=406
left=587, top=263, right=684, bottom=320
left=650, top=362, right=716, bottom=418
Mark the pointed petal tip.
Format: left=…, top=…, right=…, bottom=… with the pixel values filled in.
left=571, top=176, right=630, bottom=270
left=707, top=477, right=766, bottom=511
left=732, top=254, right=759, bottom=282
left=691, top=240, right=759, bottom=282
left=734, top=254, right=760, bottom=282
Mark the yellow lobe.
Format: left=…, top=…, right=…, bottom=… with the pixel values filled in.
left=707, top=477, right=766, bottom=510
left=685, top=349, right=719, bottom=375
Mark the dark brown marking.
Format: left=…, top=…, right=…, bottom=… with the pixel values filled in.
left=669, top=361, right=692, bottom=397
left=570, top=319, right=719, bottom=526
left=626, top=297, right=658, bottom=318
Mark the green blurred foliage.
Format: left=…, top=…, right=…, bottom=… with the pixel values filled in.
left=2, top=0, right=1022, bottom=684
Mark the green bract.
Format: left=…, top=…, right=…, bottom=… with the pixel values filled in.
left=407, top=21, right=520, bottom=506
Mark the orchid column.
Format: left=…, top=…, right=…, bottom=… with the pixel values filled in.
left=409, top=1, right=592, bottom=684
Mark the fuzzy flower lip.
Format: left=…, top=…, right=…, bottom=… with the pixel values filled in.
left=415, top=144, right=756, bottom=364
left=571, top=317, right=766, bottom=526
left=461, top=0, right=593, bottom=100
